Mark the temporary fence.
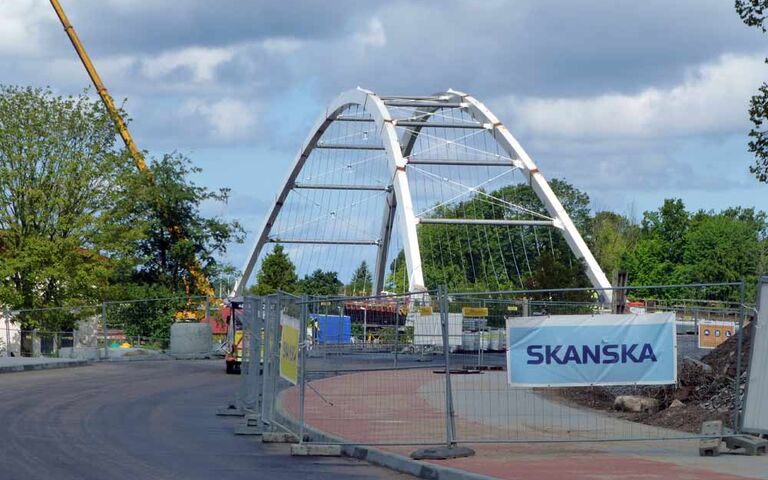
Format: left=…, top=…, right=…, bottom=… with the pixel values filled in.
left=225, top=281, right=762, bottom=449
left=0, top=296, right=222, bottom=359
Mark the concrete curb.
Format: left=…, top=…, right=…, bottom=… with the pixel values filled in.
left=0, top=359, right=91, bottom=374
left=273, top=391, right=497, bottom=480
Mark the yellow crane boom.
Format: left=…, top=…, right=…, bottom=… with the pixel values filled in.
left=49, top=0, right=215, bottom=300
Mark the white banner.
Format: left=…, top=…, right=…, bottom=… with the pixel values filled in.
left=507, top=313, right=677, bottom=387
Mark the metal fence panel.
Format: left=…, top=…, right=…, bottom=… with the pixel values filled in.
left=268, top=282, right=755, bottom=448
left=742, top=277, right=768, bottom=434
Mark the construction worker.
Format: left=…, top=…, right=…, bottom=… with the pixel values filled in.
left=311, top=317, right=319, bottom=343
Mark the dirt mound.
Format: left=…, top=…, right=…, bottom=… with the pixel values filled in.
left=553, top=323, right=752, bottom=433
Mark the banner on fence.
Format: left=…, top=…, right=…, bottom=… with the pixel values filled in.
left=506, top=312, right=677, bottom=387
left=279, top=315, right=300, bottom=384
left=697, top=320, right=735, bottom=349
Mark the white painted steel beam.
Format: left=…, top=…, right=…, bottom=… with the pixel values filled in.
left=267, top=238, right=380, bottom=246
left=418, top=218, right=559, bottom=227
left=444, top=89, right=613, bottom=301
left=292, top=183, right=391, bottom=192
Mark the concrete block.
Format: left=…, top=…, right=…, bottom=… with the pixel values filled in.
left=216, top=405, right=244, bottom=417
left=262, top=432, right=299, bottom=443
left=170, top=323, right=212, bottom=355
left=724, top=435, right=768, bottom=456
left=290, top=444, right=342, bottom=456
left=59, top=347, right=102, bottom=361
left=244, top=414, right=262, bottom=427
left=74, top=316, right=100, bottom=347
left=234, top=425, right=265, bottom=435
left=410, top=446, right=475, bottom=460
left=700, top=420, right=723, bottom=457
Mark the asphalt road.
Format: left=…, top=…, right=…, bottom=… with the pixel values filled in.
left=0, top=360, right=410, bottom=480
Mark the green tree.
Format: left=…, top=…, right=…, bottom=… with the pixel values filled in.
left=388, top=178, right=593, bottom=291
left=0, top=86, right=140, bottom=327
left=349, top=261, right=373, bottom=295
left=677, top=208, right=767, bottom=300
left=125, top=153, right=244, bottom=294
left=590, top=211, right=639, bottom=277
left=622, top=201, right=767, bottom=300
left=640, top=198, right=689, bottom=264
left=299, top=269, right=343, bottom=296
left=736, top=0, right=768, bottom=182
left=251, top=245, right=298, bottom=295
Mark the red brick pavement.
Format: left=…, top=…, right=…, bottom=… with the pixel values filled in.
left=280, top=369, right=762, bottom=480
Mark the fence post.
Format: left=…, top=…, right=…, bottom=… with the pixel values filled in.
left=102, top=302, right=108, bottom=360
left=4, top=307, right=10, bottom=357
left=298, top=295, right=308, bottom=444
left=264, top=294, right=281, bottom=428
left=734, top=280, right=746, bottom=432
left=394, top=297, right=400, bottom=369
left=439, top=286, right=457, bottom=447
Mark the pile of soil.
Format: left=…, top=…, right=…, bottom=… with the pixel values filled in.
left=551, top=323, right=753, bottom=433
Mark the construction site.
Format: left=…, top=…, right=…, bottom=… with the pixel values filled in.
left=1, top=2, right=767, bottom=480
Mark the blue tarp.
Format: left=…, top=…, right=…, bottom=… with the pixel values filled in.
left=310, top=314, right=351, bottom=344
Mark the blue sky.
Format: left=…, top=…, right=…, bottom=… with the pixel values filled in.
left=2, top=0, right=766, bottom=278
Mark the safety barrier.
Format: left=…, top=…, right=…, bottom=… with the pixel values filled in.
left=224, top=282, right=758, bottom=449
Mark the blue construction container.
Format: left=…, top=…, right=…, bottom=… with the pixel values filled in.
left=310, top=314, right=351, bottom=344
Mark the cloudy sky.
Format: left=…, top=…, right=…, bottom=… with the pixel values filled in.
left=2, top=0, right=766, bottom=272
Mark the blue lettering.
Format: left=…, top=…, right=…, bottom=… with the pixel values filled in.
left=638, top=343, right=657, bottom=362
left=545, top=345, right=563, bottom=364
left=621, top=344, right=639, bottom=363
left=525, top=343, right=658, bottom=365
left=582, top=345, right=600, bottom=364
left=527, top=345, right=543, bottom=365
left=562, top=345, right=582, bottom=364
left=602, top=344, right=619, bottom=364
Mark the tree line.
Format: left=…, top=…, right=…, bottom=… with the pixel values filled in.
left=0, top=86, right=243, bottom=336
left=253, top=180, right=767, bottom=302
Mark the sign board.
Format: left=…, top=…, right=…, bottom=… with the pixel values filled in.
left=419, top=306, right=433, bottom=316
left=627, top=301, right=646, bottom=314
left=279, top=315, right=300, bottom=384
left=462, top=307, right=489, bottom=318
left=319, top=301, right=331, bottom=307
left=506, top=312, right=677, bottom=387
left=697, top=320, right=735, bottom=349
left=413, top=312, right=462, bottom=347
left=507, top=305, right=519, bottom=312
left=743, top=277, right=768, bottom=434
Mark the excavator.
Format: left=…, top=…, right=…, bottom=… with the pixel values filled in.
left=49, top=0, right=244, bottom=373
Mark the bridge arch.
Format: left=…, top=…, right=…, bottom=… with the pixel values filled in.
left=232, top=88, right=611, bottom=298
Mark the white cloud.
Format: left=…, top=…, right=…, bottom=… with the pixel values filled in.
left=180, top=98, right=258, bottom=141
left=0, top=0, right=53, bottom=56
left=262, top=38, right=303, bottom=55
left=141, top=46, right=235, bottom=82
left=355, top=18, right=386, bottom=48
left=503, top=54, right=766, bottom=140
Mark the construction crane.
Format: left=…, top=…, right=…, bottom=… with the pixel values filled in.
left=49, top=0, right=215, bottom=301
left=49, top=0, right=246, bottom=373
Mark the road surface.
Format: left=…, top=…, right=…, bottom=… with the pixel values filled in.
left=0, top=360, right=410, bottom=480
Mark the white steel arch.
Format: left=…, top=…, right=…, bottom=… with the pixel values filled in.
left=232, top=87, right=612, bottom=299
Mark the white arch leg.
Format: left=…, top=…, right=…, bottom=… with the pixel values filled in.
left=446, top=89, right=613, bottom=301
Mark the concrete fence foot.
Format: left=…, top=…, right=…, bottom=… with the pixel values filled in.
left=262, top=432, right=299, bottom=443
left=410, top=446, right=475, bottom=460
left=290, top=444, right=342, bottom=456
left=216, top=404, right=245, bottom=417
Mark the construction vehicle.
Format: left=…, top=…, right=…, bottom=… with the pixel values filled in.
left=49, top=0, right=240, bottom=371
